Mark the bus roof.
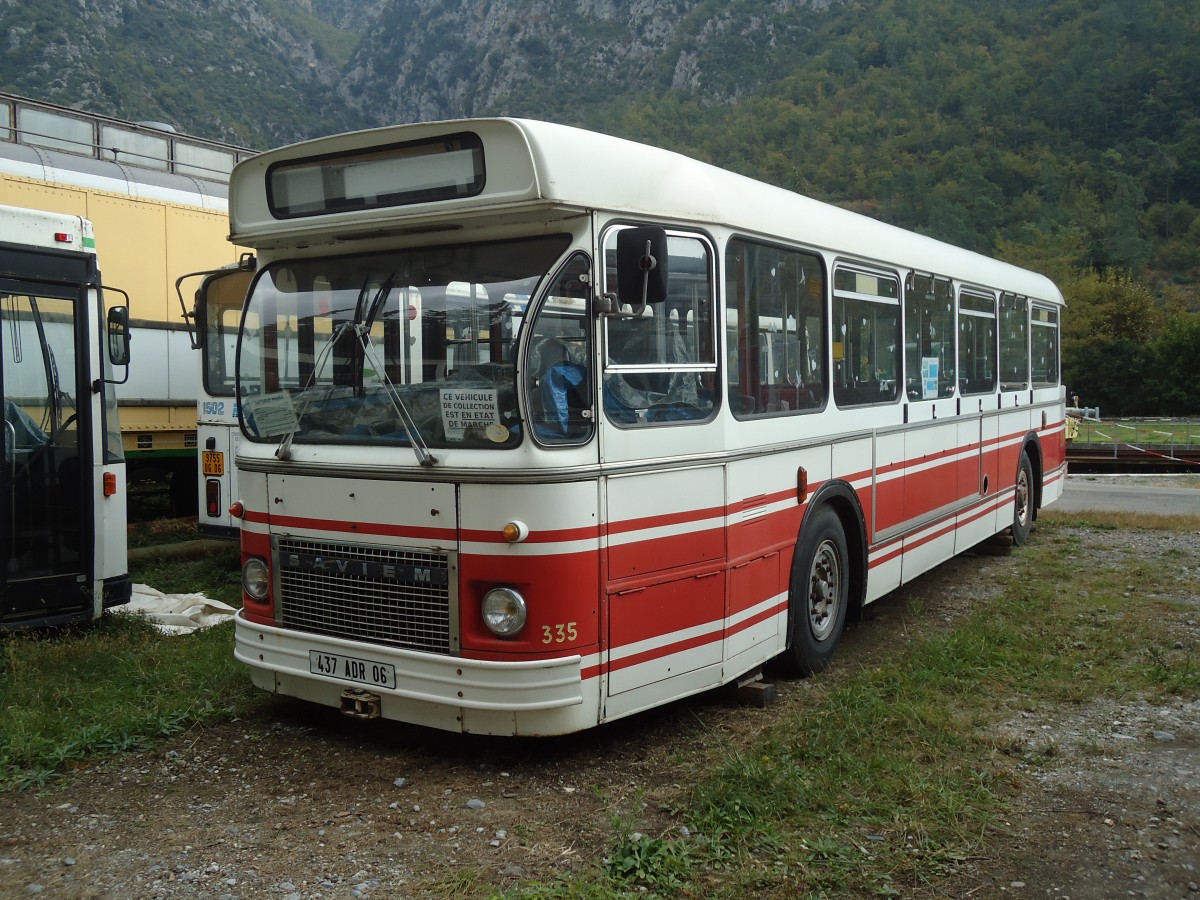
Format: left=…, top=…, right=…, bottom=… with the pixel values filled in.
left=229, top=117, right=1062, bottom=304
left=0, top=203, right=92, bottom=253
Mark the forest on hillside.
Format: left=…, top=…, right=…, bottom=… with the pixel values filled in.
left=2, top=0, right=1198, bottom=413
left=342, top=0, right=1200, bottom=414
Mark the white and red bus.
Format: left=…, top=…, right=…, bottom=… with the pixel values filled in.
left=215, top=119, right=1065, bottom=735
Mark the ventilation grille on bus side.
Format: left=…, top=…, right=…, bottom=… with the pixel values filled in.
left=276, top=538, right=453, bottom=655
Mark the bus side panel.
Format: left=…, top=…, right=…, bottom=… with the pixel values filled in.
left=874, top=429, right=905, bottom=537
left=604, top=466, right=726, bottom=702
left=0, top=178, right=88, bottom=219
left=904, top=404, right=962, bottom=525
left=996, top=404, right=1034, bottom=523
left=899, top=416, right=961, bottom=584
left=605, top=467, right=725, bottom=580
left=954, top=412, right=1000, bottom=553
left=198, top=410, right=241, bottom=538
left=1037, top=392, right=1068, bottom=508
left=724, top=444, right=831, bottom=666
left=95, top=461, right=129, bottom=611
left=836, top=435, right=897, bottom=604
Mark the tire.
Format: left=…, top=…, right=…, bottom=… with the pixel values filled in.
left=1012, top=450, right=1034, bottom=546
left=780, top=505, right=849, bottom=676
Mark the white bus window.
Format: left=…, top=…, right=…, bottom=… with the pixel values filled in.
left=999, top=292, right=1030, bottom=391
left=1031, top=306, right=1060, bottom=386
left=602, top=229, right=716, bottom=426
left=958, top=290, right=997, bottom=395
left=905, top=274, right=955, bottom=400
left=525, top=253, right=593, bottom=445
left=832, top=266, right=900, bottom=407
left=725, top=238, right=826, bottom=418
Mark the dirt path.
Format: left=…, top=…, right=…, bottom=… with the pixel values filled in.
left=1, top=523, right=1197, bottom=899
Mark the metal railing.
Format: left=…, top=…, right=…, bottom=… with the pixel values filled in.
left=0, top=91, right=256, bottom=185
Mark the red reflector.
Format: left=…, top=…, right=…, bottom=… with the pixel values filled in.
left=205, top=479, right=221, bottom=517
left=797, top=466, right=808, bottom=504
left=103, top=472, right=117, bottom=497
left=54, top=232, right=73, bottom=243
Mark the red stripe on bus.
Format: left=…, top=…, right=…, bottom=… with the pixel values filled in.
left=603, top=503, right=726, bottom=537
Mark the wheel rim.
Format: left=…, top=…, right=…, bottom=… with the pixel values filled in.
left=807, top=538, right=842, bottom=642
left=1015, top=465, right=1031, bottom=527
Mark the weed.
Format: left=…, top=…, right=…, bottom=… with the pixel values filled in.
left=605, top=829, right=691, bottom=894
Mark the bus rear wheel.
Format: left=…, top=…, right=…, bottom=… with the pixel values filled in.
left=1012, top=450, right=1034, bottom=546
left=781, top=505, right=849, bottom=676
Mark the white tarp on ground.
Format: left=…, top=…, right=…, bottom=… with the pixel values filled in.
left=126, top=584, right=237, bottom=634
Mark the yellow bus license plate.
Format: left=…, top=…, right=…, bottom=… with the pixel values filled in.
left=202, top=451, right=224, bottom=476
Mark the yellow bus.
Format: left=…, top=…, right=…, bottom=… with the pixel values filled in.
left=0, top=92, right=254, bottom=514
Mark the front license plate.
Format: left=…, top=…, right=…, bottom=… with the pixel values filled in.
left=202, top=450, right=224, bottom=476
left=309, top=650, right=396, bottom=690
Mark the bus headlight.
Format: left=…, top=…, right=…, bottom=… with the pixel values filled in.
left=481, top=587, right=527, bottom=637
left=242, top=557, right=271, bottom=601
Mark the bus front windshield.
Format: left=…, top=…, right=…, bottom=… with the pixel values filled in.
left=236, top=235, right=572, bottom=454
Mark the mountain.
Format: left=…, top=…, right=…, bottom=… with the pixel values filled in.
left=2, top=0, right=1198, bottom=287
left=0, top=0, right=376, bottom=145
left=337, top=0, right=1200, bottom=282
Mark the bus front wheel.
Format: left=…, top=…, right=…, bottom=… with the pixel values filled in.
left=1012, top=450, right=1034, bottom=546
left=781, top=505, right=849, bottom=676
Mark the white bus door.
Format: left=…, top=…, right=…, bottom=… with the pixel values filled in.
left=597, top=226, right=728, bottom=709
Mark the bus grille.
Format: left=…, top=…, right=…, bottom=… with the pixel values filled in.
left=276, top=538, right=453, bottom=655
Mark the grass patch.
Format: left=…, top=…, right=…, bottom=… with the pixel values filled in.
left=1, top=540, right=256, bottom=791
left=130, top=540, right=244, bottom=607
left=4, top=512, right=1198, bottom=895
left=1070, top=417, right=1200, bottom=446
left=500, top=513, right=1199, bottom=898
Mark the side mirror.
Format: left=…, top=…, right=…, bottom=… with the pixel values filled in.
left=616, top=225, right=669, bottom=314
left=106, top=305, right=131, bottom=367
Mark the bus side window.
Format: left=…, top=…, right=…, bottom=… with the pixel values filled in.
left=601, top=229, right=716, bottom=426
left=832, top=266, right=901, bottom=408
left=958, top=290, right=997, bottom=395
left=999, top=292, right=1029, bottom=391
left=725, top=238, right=826, bottom=418
left=904, top=274, right=955, bottom=401
left=1031, top=305, right=1060, bottom=386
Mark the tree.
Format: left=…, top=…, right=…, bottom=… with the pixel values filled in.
left=1061, top=270, right=1161, bottom=414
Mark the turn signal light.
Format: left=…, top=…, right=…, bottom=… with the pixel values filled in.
left=103, top=472, right=117, bottom=497
left=229, top=501, right=245, bottom=519
left=502, top=520, right=529, bottom=543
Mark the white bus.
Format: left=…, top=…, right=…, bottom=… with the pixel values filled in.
left=1, top=204, right=132, bottom=627
left=190, top=261, right=254, bottom=538
left=213, top=120, right=1066, bottom=735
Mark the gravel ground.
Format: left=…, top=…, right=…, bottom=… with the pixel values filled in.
left=1, top=510, right=1198, bottom=899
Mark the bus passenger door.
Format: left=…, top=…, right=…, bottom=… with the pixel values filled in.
left=956, top=402, right=999, bottom=552
left=1, top=286, right=92, bottom=625
left=596, top=225, right=728, bottom=707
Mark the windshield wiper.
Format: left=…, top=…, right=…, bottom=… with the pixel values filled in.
left=356, top=319, right=437, bottom=467
left=275, top=275, right=436, bottom=467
